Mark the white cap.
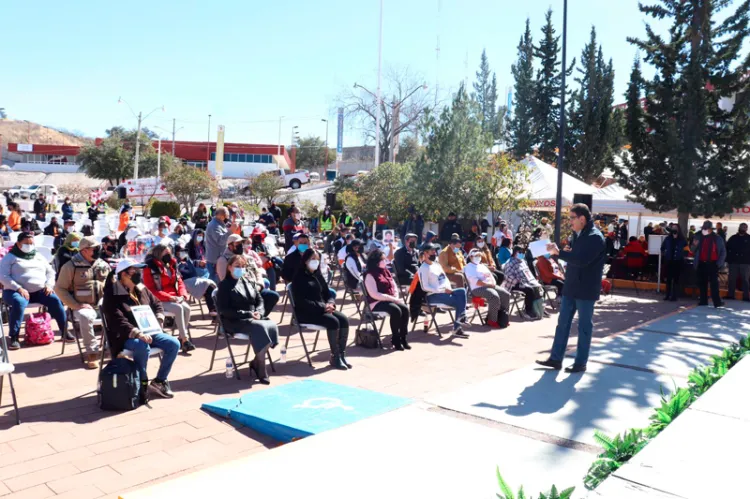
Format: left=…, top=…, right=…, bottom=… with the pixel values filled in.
left=115, top=258, right=146, bottom=275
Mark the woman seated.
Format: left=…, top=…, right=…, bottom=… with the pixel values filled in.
left=536, top=253, right=565, bottom=295
left=175, top=243, right=218, bottom=318
left=497, top=237, right=512, bottom=266
left=291, top=248, right=351, bottom=370
left=217, top=255, right=279, bottom=384
left=102, top=258, right=180, bottom=399
left=473, top=234, right=504, bottom=282
left=363, top=249, right=411, bottom=350
left=43, top=216, right=62, bottom=238
left=142, top=243, right=196, bottom=354
left=464, top=248, right=510, bottom=328
left=343, top=239, right=365, bottom=289
left=55, top=232, right=82, bottom=277
left=0, top=215, right=10, bottom=241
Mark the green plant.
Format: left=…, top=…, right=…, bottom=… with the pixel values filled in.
left=496, top=468, right=574, bottom=499
left=105, top=196, right=125, bottom=211
left=149, top=200, right=181, bottom=219
left=645, top=386, right=693, bottom=438
left=584, top=429, right=648, bottom=490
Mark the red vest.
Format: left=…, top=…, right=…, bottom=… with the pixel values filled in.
left=366, top=267, right=395, bottom=305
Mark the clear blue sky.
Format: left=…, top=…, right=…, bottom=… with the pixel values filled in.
left=0, top=0, right=660, bottom=147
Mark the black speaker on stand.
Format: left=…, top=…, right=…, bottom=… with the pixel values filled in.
left=573, top=193, right=593, bottom=212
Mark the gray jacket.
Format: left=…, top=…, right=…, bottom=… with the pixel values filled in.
left=0, top=251, right=56, bottom=293
left=205, top=217, right=231, bottom=264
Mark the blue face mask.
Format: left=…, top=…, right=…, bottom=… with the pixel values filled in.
left=298, top=243, right=309, bottom=253
left=516, top=253, right=525, bottom=260
left=544, top=253, right=551, bottom=259
left=71, top=241, right=80, bottom=249
left=232, top=267, right=245, bottom=279
left=453, top=247, right=461, bottom=253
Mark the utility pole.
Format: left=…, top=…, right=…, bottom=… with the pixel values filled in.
left=172, top=118, right=176, bottom=154
left=157, top=137, right=162, bottom=178
left=133, top=112, right=142, bottom=180
left=277, top=116, right=284, bottom=155
left=206, top=115, right=212, bottom=168
left=322, top=118, right=329, bottom=170
left=554, top=0, right=568, bottom=246
left=374, top=0, right=383, bottom=168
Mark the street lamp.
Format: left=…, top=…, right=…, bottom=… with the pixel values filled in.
left=554, top=0, right=568, bottom=246
left=154, top=122, right=184, bottom=155
left=321, top=118, right=329, bottom=170
left=118, top=97, right=165, bottom=180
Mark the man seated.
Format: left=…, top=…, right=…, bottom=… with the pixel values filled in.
left=282, top=232, right=310, bottom=283
left=418, top=243, right=469, bottom=338
left=536, top=253, right=565, bottom=295
left=102, top=258, right=180, bottom=399
left=100, top=235, right=119, bottom=263
left=43, top=216, right=63, bottom=238
left=394, top=233, right=420, bottom=285
left=502, top=246, right=545, bottom=320
left=439, top=234, right=466, bottom=288
left=0, top=232, right=70, bottom=350
left=55, top=236, right=110, bottom=369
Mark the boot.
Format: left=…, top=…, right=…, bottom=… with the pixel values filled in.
left=392, top=332, right=404, bottom=351
left=84, top=352, right=99, bottom=370
left=401, top=331, right=411, bottom=350
left=339, top=328, right=353, bottom=369
left=328, top=329, right=348, bottom=370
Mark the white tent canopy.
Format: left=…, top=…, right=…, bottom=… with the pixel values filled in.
left=521, top=156, right=595, bottom=210
left=592, top=183, right=676, bottom=217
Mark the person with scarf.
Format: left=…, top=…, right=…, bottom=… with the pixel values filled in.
left=0, top=232, right=69, bottom=350
left=54, top=232, right=83, bottom=278
left=364, top=249, right=411, bottom=350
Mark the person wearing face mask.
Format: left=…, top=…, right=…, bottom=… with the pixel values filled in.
left=205, top=207, right=239, bottom=284
left=536, top=252, right=566, bottom=295
left=7, top=202, right=22, bottom=232
left=353, top=215, right=366, bottom=240
left=175, top=244, right=218, bottom=318
left=54, top=231, right=83, bottom=279
left=55, top=236, right=110, bottom=368
left=258, top=206, right=275, bottom=228
left=417, top=243, right=469, bottom=337
left=364, top=249, right=411, bottom=350
left=502, top=246, right=545, bottom=321
left=318, top=206, right=336, bottom=233
left=0, top=232, right=69, bottom=350
left=282, top=207, right=305, bottom=251
left=292, top=249, right=352, bottom=369
left=725, top=223, right=750, bottom=301
left=218, top=254, right=279, bottom=383
left=343, top=239, right=366, bottom=289
left=660, top=225, right=688, bottom=301
left=61, top=197, right=74, bottom=221
left=282, top=232, right=310, bottom=282
left=465, top=248, right=510, bottom=329
left=142, top=243, right=195, bottom=353
left=439, top=213, right=462, bottom=244
left=439, top=235, right=467, bottom=288
left=337, top=234, right=355, bottom=265
left=473, top=233, right=503, bottom=281
left=100, top=235, right=119, bottom=263
left=33, top=193, right=47, bottom=222
left=690, top=221, right=726, bottom=308
left=102, top=258, right=180, bottom=399
left=43, top=216, right=61, bottom=238
left=394, top=233, right=420, bottom=285
left=218, top=235, right=279, bottom=312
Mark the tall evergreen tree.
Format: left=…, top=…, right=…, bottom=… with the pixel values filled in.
left=619, top=0, right=750, bottom=233
left=533, top=9, right=563, bottom=164
left=567, top=27, right=617, bottom=184
left=623, top=57, right=647, bottom=157
left=488, top=73, right=499, bottom=142
left=508, top=19, right=536, bottom=158
left=472, top=49, right=499, bottom=142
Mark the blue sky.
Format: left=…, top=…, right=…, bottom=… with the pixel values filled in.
left=1, top=0, right=658, bottom=147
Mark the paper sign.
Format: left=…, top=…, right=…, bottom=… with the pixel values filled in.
left=130, top=305, right=162, bottom=335
left=528, top=239, right=551, bottom=258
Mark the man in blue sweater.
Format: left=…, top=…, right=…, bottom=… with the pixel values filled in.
left=536, top=203, right=606, bottom=373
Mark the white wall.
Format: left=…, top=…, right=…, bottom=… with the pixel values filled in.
left=207, top=160, right=278, bottom=178
left=10, top=162, right=80, bottom=173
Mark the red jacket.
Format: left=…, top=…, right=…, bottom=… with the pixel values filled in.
left=621, top=241, right=647, bottom=257
left=143, top=256, right=187, bottom=302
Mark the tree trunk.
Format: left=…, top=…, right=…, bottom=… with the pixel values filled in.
left=678, top=211, right=690, bottom=239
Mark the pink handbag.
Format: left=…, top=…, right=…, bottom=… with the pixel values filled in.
left=25, top=312, right=54, bottom=345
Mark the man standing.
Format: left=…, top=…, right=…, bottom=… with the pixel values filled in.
left=55, top=236, right=109, bottom=369
left=439, top=212, right=462, bottom=243
left=33, top=194, right=47, bottom=222
left=692, top=221, right=726, bottom=307
left=536, top=203, right=606, bottom=374
left=726, top=223, right=750, bottom=301
left=205, top=207, right=237, bottom=284
left=619, top=220, right=629, bottom=248
left=269, top=202, right=282, bottom=223
left=282, top=207, right=305, bottom=251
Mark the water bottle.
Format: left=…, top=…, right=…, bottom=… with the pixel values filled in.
left=225, top=358, right=233, bottom=379
left=280, top=347, right=287, bottom=363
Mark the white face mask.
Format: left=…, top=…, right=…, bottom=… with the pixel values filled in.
left=702, top=229, right=711, bottom=236
left=21, top=244, right=34, bottom=254
left=471, top=256, right=482, bottom=264
left=307, top=260, right=320, bottom=272
left=476, top=241, right=485, bottom=248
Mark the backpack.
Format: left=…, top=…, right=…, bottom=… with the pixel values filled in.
left=25, top=312, right=54, bottom=345
left=355, top=327, right=380, bottom=349
left=98, top=358, right=147, bottom=411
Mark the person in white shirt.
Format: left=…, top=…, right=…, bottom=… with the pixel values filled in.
left=337, top=234, right=354, bottom=264
left=363, top=249, right=410, bottom=350
left=342, top=239, right=365, bottom=289
left=464, top=248, right=510, bottom=328
left=417, top=243, right=468, bottom=338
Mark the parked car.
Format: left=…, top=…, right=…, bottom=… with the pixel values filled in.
left=264, top=169, right=310, bottom=189
left=20, top=184, right=59, bottom=200
left=6, top=185, right=25, bottom=199
left=309, top=172, right=320, bottom=182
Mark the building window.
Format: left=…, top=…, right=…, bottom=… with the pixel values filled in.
left=210, top=152, right=216, bottom=160
left=223, top=153, right=230, bottom=161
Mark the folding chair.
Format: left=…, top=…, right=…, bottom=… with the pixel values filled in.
left=338, top=266, right=363, bottom=315
left=0, top=319, right=20, bottom=425
left=61, top=307, right=103, bottom=363
left=533, top=261, right=560, bottom=311
left=208, top=290, right=275, bottom=380
left=508, top=289, right=528, bottom=320
left=97, top=305, right=163, bottom=390
left=467, top=286, right=487, bottom=326
left=355, top=281, right=388, bottom=348
left=285, top=284, right=325, bottom=367
left=392, top=272, right=411, bottom=303
left=409, top=283, right=456, bottom=338
left=625, top=253, right=647, bottom=297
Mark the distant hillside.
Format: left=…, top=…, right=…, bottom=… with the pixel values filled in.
left=0, top=119, right=91, bottom=146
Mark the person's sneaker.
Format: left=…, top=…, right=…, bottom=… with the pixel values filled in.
left=459, top=315, right=470, bottom=325
left=7, top=339, right=20, bottom=351
left=452, top=326, right=469, bottom=338
left=543, top=311, right=551, bottom=318
left=84, top=353, right=99, bottom=370
left=149, top=380, right=174, bottom=399
left=535, top=358, right=562, bottom=370
left=715, top=301, right=726, bottom=309
left=180, top=339, right=196, bottom=354
left=63, top=331, right=76, bottom=343
left=209, top=310, right=218, bottom=318
left=520, top=311, right=534, bottom=321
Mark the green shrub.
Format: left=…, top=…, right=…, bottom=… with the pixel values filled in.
left=584, top=429, right=648, bottom=490
left=106, top=196, right=125, bottom=211
left=496, top=468, right=574, bottom=499
left=150, top=200, right=181, bottom=219
left=645, top=386, right=693, bottom=438
left=275, top=203, right=293, bottom=219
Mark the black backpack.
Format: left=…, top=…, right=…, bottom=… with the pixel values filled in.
left=98, top=358, right=147, bottom=411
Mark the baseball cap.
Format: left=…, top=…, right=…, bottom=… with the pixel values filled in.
left=115, top=258, right=146, bottom=275
left=79, top=236, right=100, bottom=250
left=227, top=234, right=245, bottom=245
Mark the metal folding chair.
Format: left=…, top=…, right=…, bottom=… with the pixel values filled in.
left=0, top=319, right=20, bottom=425
left=533, top=261, right=560, bottom=311
left=355, top=281, right=388, bottom=348
left=467, top=286, right=487, bottom=326
left=208, top=290, right=275, bottom=380
left=284, top=284, right=326, bottom=367
left=409, top=283, right=456, bottom=338
left=508, top=289, right=528, bottom=320
left=62, top=307, right=103, bottom=363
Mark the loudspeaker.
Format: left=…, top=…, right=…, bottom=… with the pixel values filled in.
left=117, top=187, right=127, bottom=200
left=573, top=193, right=593, bottom=212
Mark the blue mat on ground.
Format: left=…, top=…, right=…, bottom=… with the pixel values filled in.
left=201, top=380, right=411, bottom=442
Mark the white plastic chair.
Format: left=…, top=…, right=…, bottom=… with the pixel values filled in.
left=0, top=320, right=20, bottom=425
left=34, top=235, right=55, bottom=248
left=36, top=246, right=53, bottom=262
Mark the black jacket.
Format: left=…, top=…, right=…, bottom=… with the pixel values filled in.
left=43, top=223, right=61, bottom=237
left=661, top=235, right=687, bottom=262
left=102, top=274, right=165, bottom=357
left=217, top=275, right=264, bottom=333
left=282, top=248, right=302, bottom=283
left=558, top=221, right=607, bottom=301
left=726, top=233, right=750, bottom=265
left=440, top=220, right=462, bottom=242
left=33, top=199, right=46, bottom=218
left=394, top=246, right=419, bottom=279
left=291, top=268, right=333, bottom=323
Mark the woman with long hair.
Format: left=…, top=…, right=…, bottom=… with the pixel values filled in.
left=363, top=249, right=411, bottom=350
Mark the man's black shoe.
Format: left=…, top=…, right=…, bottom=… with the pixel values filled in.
left=535, top=359, right=562, bottom=370
left=565, top=364, right=587, bottom=374
left=715, top=301, right=726, bottom=308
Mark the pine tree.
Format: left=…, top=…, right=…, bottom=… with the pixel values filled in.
left=488, top=73, right=499, bottom=142
left=623, top=57, right=647, bottom=159
left=472, top=49, right=499, bottom=142
left=533, top=9, right=563, bottom=164
left=566, top=27, right=617, bottom=184
left=619, top=0, right=750, bottom=232
left=508, top=19, right=536, bottom=158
